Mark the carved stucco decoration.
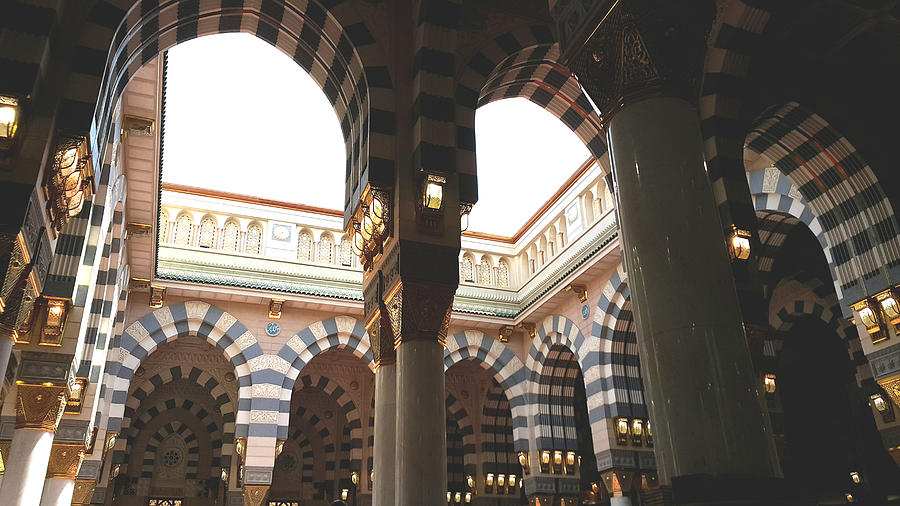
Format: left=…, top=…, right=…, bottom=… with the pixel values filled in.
left=386, top=280, right=455, bottom=348
left=243, top=484, right=270, bottom=506
left=563, top=0, right=716, bottom=124
left=72, top=479, right=96, bottom=505
left=46, top=442, right=85, bottom=478
left=880, top=374, right=900, bottom=410
left=15, top=384, right=68, bottom=431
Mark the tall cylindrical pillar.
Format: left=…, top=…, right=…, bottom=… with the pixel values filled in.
left=608, top=96, right=779, bottom=483
left=396, top=339, right=446, bottom=506
left=39, top=478, right=74, bottom=506
left=0, top=384, right=68, bottom=506
left=373, top=362, right=397, bottom=506
left=1, top=425, right=54, bottom=505
left=40, top=442, right=85, bottom=506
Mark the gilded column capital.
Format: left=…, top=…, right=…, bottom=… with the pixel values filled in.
left=46, top=442, right=85, bottom=478
left=243, top=484, right=270, bottom=506
left=601, top=468, right=636, bottom=498
left=388, top=280, right=455, bottom=348
left=15, top=383, right=68, bottom=431
left=562, top=0, right=716, bottom=125
left=0, top=440, right=9, bottom=475
left=879, top=374, right=900, bottom=408
left=71, top=478, right=97, bottom=505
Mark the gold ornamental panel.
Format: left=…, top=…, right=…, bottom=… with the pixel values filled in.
left=15, top=383, right=68, bottom=431
left=72, top=478, right=96, bottom=505
left=879, top=374, right=900, bottom=409
left=46, top=442, right=84, bottom=478
left=243, top=484, right=270, bottom=506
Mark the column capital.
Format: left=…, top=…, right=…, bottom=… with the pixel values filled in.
left=14, top=383, right=68, bottom=431
left=601, top=468, right=636, bottom=498
left=562, top=0, right=716, bottom=125
left=878, top=373, right=900, bottom=408
left=386, top=279, right=455, bottom=347
left=46, top=441, right=84, bottom=478
left=71, top=478, right=97, bottom=505
left=243, top=484, right=269, bottom=506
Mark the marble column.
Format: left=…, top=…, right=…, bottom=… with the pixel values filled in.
left=0, top=336, right=13, bottom=389
left=608, top=97, right=779, bottom=483
left=396, top=339, right=446, bottom=506
left=559, top=2, right=782, bottom=499
left=0, top=384, right=68, bottom=506
left=39, top=442, right=84, bottom=506
left=372, top=362, right=396, bottom=506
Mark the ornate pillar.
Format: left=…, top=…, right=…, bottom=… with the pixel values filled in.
left=558, top=1, right=783, bottom=502
left=366, top=290, right=397, bottom=506
left=0, top=383, right=68, bottom=506
left=242, top=484, right=269, bottom=506
left=39, top=442, right=83, bottom=506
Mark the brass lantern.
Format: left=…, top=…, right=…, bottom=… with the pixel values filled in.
left=852, top=298, right=886, bottom=343
left=876, top=288, right=900, bottom=333
left=44, top=137, right=93, bottom=232
left=615, top=417, right=630, bottom=445
left=728, top=225, right=752, bottom=261
left=539, top=450, right=551, bottom=474
left=517, top=450, right=530, bottom=474
left=564, top=452, right=577, bottom=475
left=39, top=297, right=70, bottom=346
left=631, top=420, right=644, bottom=446
left=552, top=450, right=563, bottom=474
left=764, top=374, right=777, bottom=394
left=423, top=174, right=446, bottom=210
left=0, top=95, right=19, bottom=140
left=485, top=472, right=495, bottom=493
left=870, top=394, right=888, bottom=412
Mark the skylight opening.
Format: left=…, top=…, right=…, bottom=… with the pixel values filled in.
left=470, top=98, right=591, bottom=236
left=161, top=33, right=346, bottom=210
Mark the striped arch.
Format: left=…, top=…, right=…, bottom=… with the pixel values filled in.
left=444, top=330, right=529, bottom=451
left=445, top=394, right=475, bottom=491
left=294, top=374, right=364, bottom=471
left=108, top=301, right=268, bottom=439
left=481, top=381, right=517, bottom=476
left=291, top=405, right=337, bottom=500
left=746, top=102, right=900, bottom=310
left=454, top=25, right=607, bottom=201
left=526, top=314, right=590, bottom=451
left=123, top=366, right=236, bottom=464
left=767, top=274, right=869, bottom=389
left=277, top=315, right=373, bottom=439
left=122, top=398, right=221, bottom=478
left=296, top=433, right=315, bottom=500
left=589, top=265, right=648, bottom=423
left=748, top=168, right=837, bottom=302
left=81, top=0, right=396, bottom=211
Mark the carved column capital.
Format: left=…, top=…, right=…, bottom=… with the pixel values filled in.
left=562, top=0, right=716, bottom=125
left=387, top=280, right=455, bottom=348
left=46, top=442, right=84, bottom=478
left=601, top=468, right=636, bottom=498
left=879, top=374, right=900, bottom=409
left=71, top=478, right=97, bottom=505
left=15, top=383, right=68, bottom=431
left=243, top=484, right=270, bottom=506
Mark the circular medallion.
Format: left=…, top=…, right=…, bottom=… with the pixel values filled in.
left=266, top=322, right=280, bottom=337
left=582, top=305, right=590, bottom=319
left=163, top=448, right=183, bottom=467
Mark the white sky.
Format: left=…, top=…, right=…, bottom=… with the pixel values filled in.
left=163, top=33, right=590, bottom=236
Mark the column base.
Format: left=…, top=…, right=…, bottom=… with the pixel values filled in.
left=663, top=474, right=808, bottom=505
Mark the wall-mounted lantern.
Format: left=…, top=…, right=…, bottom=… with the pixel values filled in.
left=44, top=136, right=93, bottom=233
left=0, top=95, right=20, bottom=149
left=852, top=297, right=887, bottom=343
left=564, top=451, right=577, bottom=475
left=728, top=225, right=752, bottom=261
left=764, top=373, right=777, bottom=395
left=39, top=297, right=71, bottom=346
left=341, top=488, right=349, bottom=501
left=460, top=203, right=473, bottom=232
left=850, top=471, right=861, bottom=484
left=551, top=450, right=563, bottom=474
left=485, top=473, right=495, bottom=493
left=646, top=420, right=653, bottom=447
left=517, top=451, right=530, bottom=474
left=539, top=450, right=551, bottom=474
left=614, top=417, right=629, bottom=445
left=565, top=284, right=588, bottom=303
left=65, top=377, right=88, bottom=414
left=631, top=419, right=644, bottom=446
left=876, top=288, right=900, bottom=333
left=348, top=186, right=392, bottom=270
left=871, top=394, right=888, bottom=412
left=508, top=474, right=517, bottom=494
left=423, top=173, right=445, bottom=210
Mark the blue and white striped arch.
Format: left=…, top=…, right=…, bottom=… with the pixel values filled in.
left=276, top=316, right=373, bottom=439
left=444, top=330, right=529, bottom=451
left=748, top=168, right=839, bottom=305
left=746, top=102, right=900, bottom=312
left=107, top=301, right=268, bottom=438
left=78, top=0, right=394, bottom=219
left=525, top=314, right=590, bottom=451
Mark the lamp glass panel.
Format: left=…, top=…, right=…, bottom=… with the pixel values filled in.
left=361, top=215, right=374, bottom=240
left=0, top=103, right=16, bottom=138
left=859, top=306, right=878, bottom=328
left=424, top=182, right=443, bottom=209
left=881, top=296, right=900, bottom=320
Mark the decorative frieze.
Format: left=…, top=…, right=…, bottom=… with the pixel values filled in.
left=243, top=484, right=270, bottom=506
